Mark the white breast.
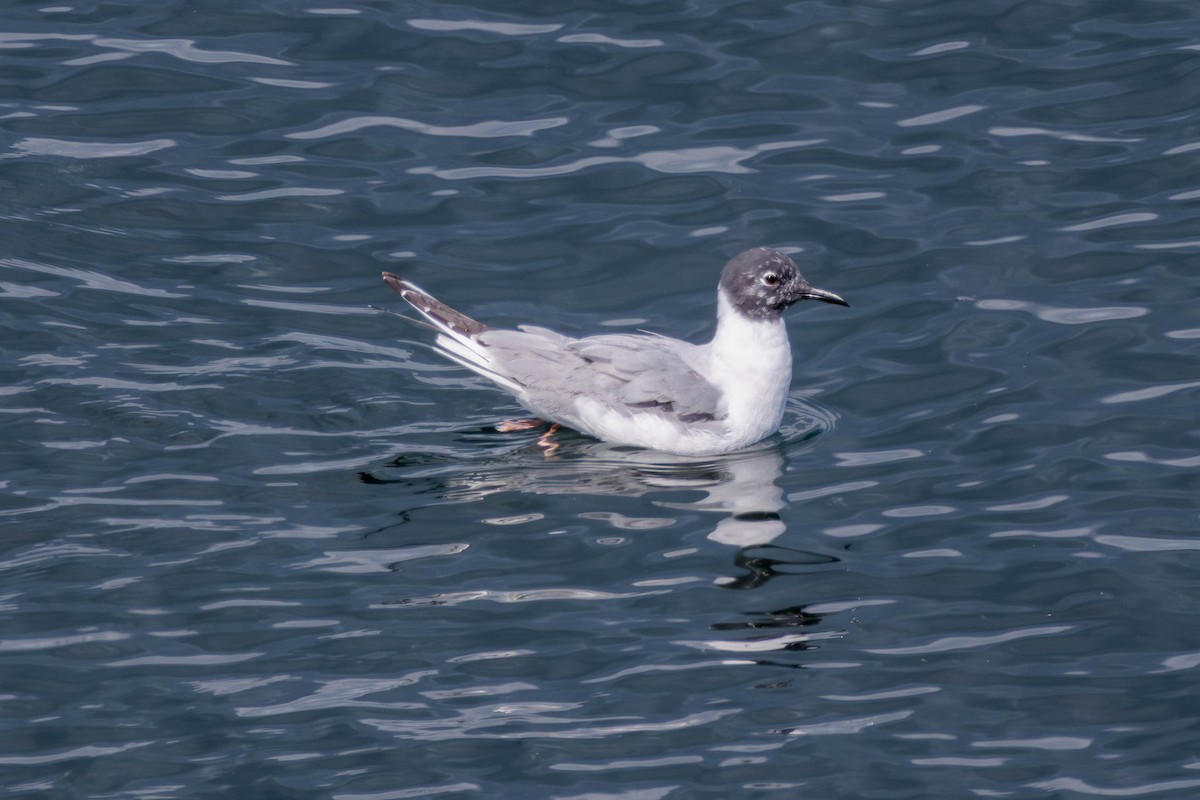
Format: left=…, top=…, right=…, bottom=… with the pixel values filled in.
left=700, top=291, right=794, bottom=448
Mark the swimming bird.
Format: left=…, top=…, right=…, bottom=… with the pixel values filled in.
left=381, top=247, right=848, bottom=456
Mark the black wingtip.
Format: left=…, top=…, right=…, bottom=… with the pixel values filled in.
left=382, top=272, right=406, bottom=295
left=379, top=274, right=490, bottom=338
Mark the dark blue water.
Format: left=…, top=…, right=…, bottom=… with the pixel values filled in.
left=3, top=1, right=1200, bottom=797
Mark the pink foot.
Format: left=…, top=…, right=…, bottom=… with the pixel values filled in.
left=537, top=423, right=562, bottom=457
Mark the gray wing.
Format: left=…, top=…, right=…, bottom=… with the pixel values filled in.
left=477, top=328, right=723, bottom=423
left=571, top=334, right=723, bottom=421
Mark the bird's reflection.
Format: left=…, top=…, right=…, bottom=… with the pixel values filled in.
left=360, top=428, right=839, bottom=591
left=360, top=427, right=847, bottom=660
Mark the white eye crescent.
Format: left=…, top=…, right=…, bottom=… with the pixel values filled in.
left=761, top=272, right=780, bottom=286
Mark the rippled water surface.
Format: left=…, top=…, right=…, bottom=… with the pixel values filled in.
left=3, top=1, right=1200, bottom=797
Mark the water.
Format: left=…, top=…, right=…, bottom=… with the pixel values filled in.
left=3, top=1, right=1199, bottom=797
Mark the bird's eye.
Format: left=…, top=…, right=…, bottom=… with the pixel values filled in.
left=762, top=272, right=780, bottom=286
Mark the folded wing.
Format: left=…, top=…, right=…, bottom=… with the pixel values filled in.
left=480, top=329, right=723, bottom=424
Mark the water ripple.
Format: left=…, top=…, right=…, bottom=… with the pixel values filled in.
left=868, top=626, right=1075, bottom=656
left=410, top=139, right=825, bottom=179
left=364, top=707, right=740, bottom=741
left=0, top=741, right=154, bottom=766
left=288, top=114, right=569, bottom=140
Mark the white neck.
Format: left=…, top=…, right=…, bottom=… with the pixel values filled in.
left=702, top=290, right=794, bottom=446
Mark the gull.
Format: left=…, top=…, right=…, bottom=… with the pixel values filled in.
left=381, top=247, right=848, bottom=456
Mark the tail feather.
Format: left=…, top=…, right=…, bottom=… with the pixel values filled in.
left=382, top=273, right=488, bottom=337
left=434, top=335, right=525, bottom=394
left=381, top=272, right=525, bottom=394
